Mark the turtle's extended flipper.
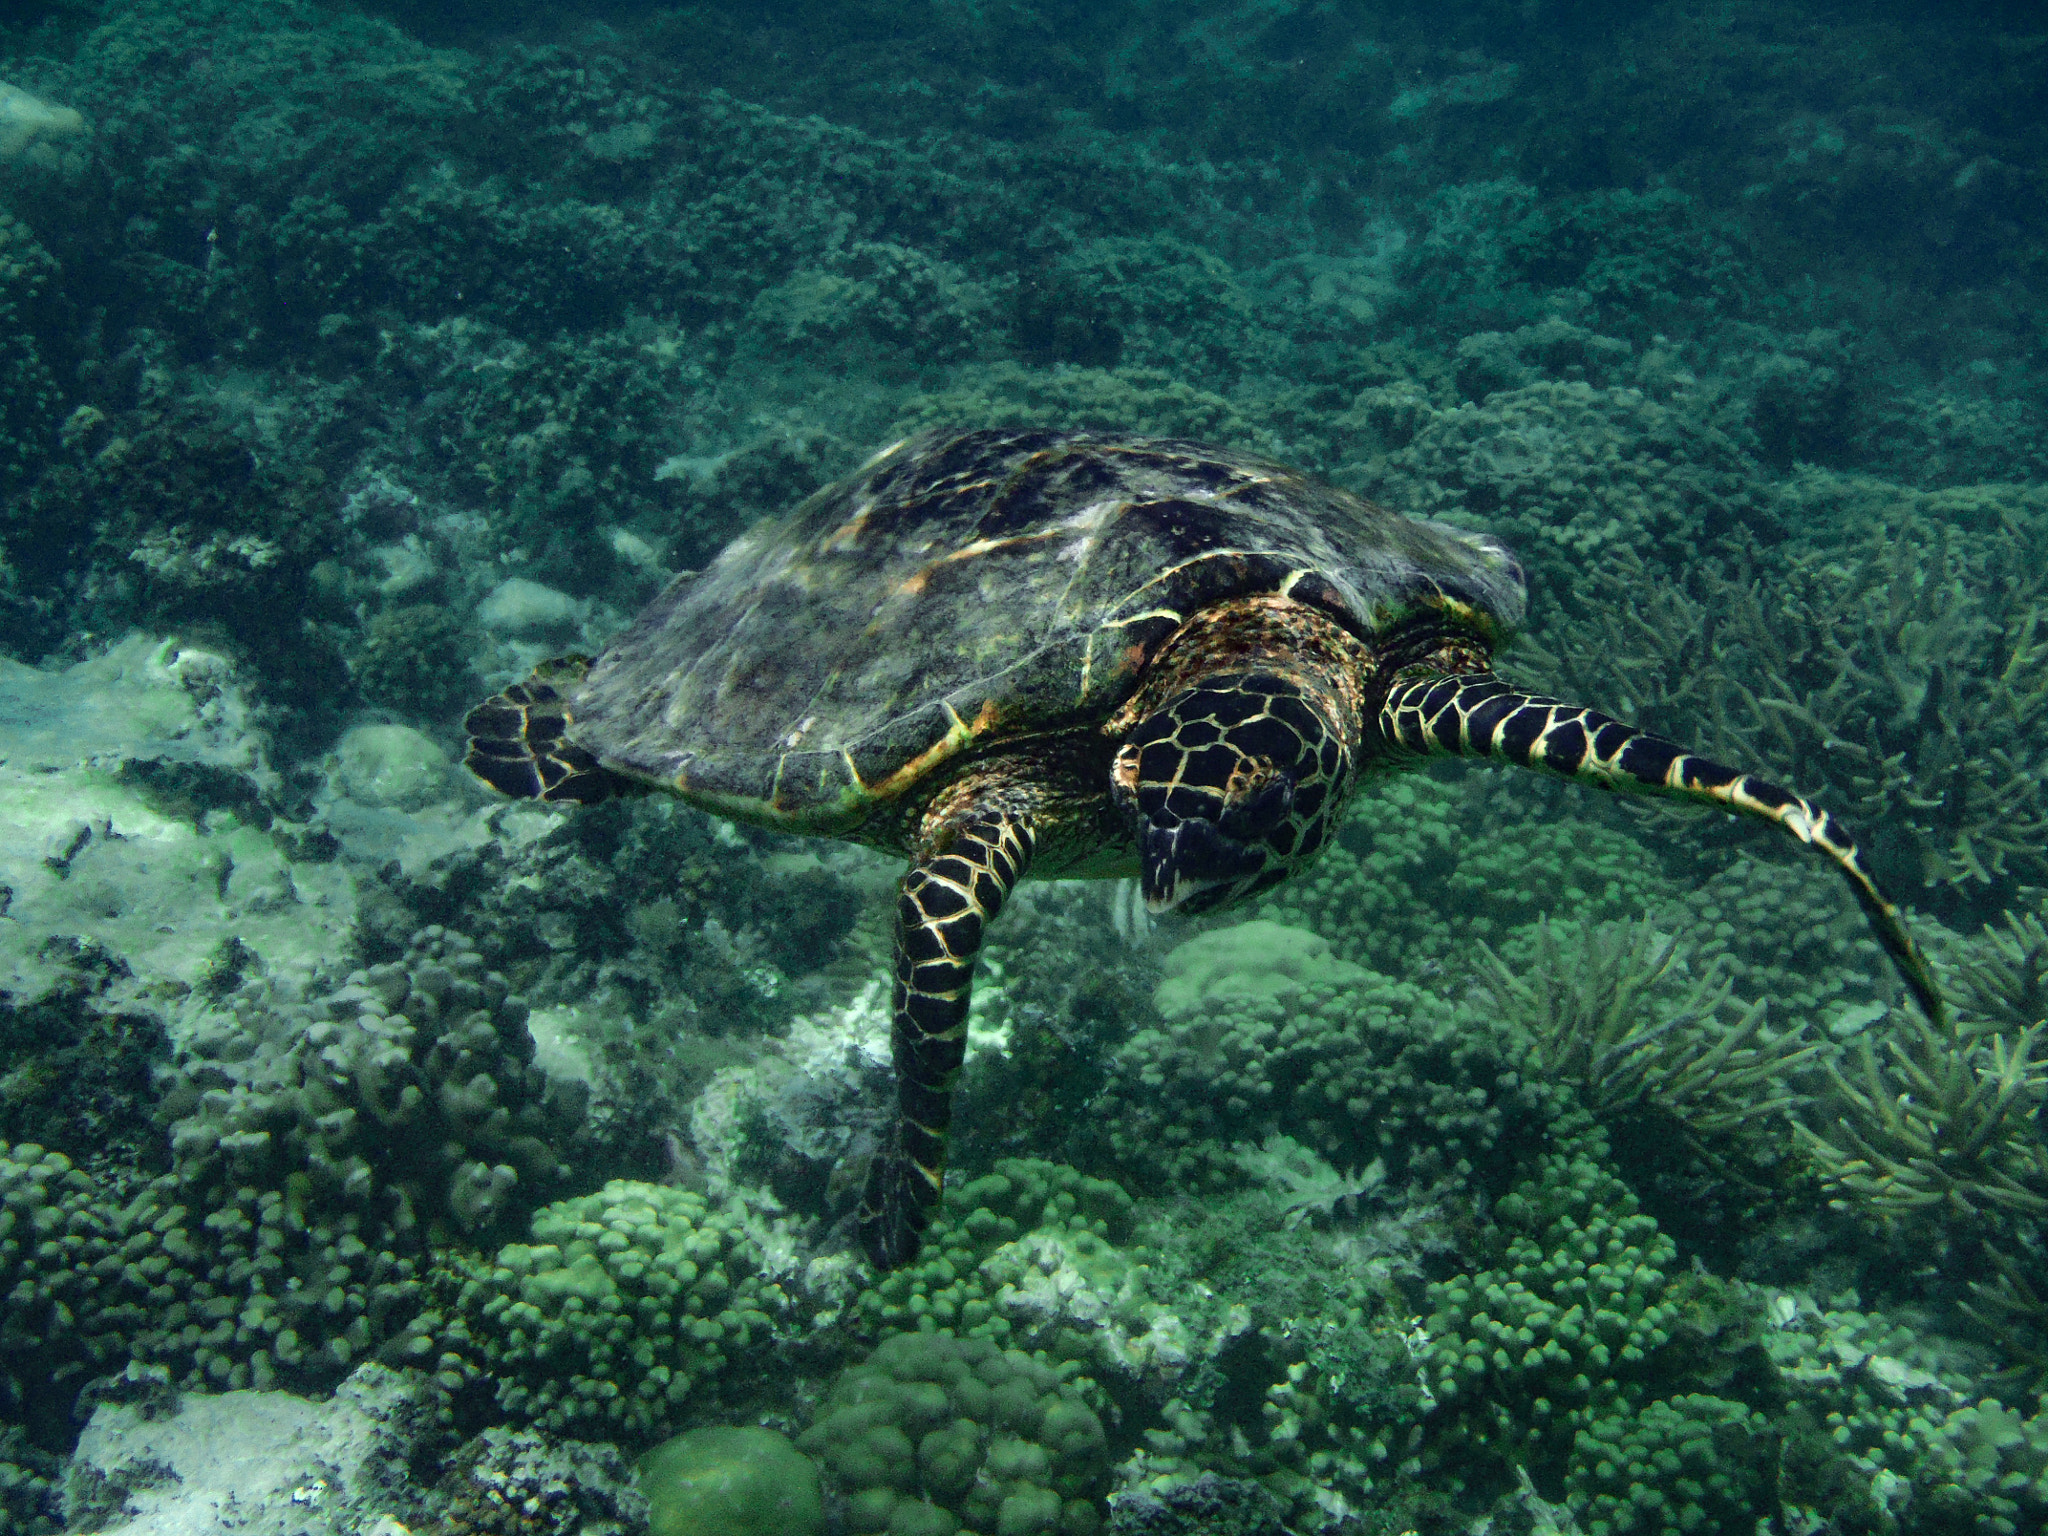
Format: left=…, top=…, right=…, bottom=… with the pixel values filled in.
left=1380, top=670, right=1947, bottom=1026
left=462, top=655, right=633, bottom=804
left=859, top=806, right=1036, bottom=1270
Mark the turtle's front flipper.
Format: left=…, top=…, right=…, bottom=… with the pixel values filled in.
left=859, top=803, right=1036, bottom=1270
left=1379, top=669, right=1946, bottom=1026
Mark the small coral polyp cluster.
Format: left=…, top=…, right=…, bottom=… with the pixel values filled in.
left=799, top=1331, right=1109, bottom=1536
left=418, top=1181, right=784, bottom=1439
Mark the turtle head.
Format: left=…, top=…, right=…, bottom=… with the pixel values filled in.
left=1112, top=670, right=1355, bottom=915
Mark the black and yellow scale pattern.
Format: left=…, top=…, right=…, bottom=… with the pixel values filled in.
left=462, top=656, right=624, bottom=805
left=858, top=810, right=1037, bottom=1269
left=460, top=426, right=1949, bottom=1273
left=1112, top=669, right=1355, bottom=913
left=1379, top=670, right=1946, bottom=1024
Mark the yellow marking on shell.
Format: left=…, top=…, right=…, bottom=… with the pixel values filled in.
left=820, top=499, right=876, bottom=553
left=943, top=529, right=1068, bottom=563
left=859, top=696, right=1001, bottom=805
left=859, top=435, right=913, bottom=472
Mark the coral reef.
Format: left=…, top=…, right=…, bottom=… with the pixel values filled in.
left=427, top=1426, right=649, bottom=1536
left=1544, top=487, right=2048, bottom=915
left=62, top=1362, right=442, bottom=1536
left=1094, top=921, right=1565, bottom=1195
left=1258, top=771, right=1683, bottom=979
left=797, top=1329, right=1109, bottom=1536
left=1417, top=1132, right=1687, bottom=1491
left=850, top=1159, right=1181, bottom=1403
left=0, top=0, right=2045, bottom=1529
left=1563, top=1394, right=1777, bottom=1536
left=400, top=1180, right=787, bottom=1442
left=1475, top=918, right=1819, bottom=1138
left=161, top=925, right=587, bottom=1246
left=1798, top=1006, right=2047, bottom=1224
left=0, top=206, right=59, bottom=498
left=634, top=1425, right=822, bottom=1536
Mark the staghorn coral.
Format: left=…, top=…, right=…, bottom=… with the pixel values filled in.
left=1797, top=1009, right=2048, bottom=1224
left=1541, top=486, right=2048, bottom=910
left=1950, top=896, right=2048, bottom=1037
left=1474, top=918, right=1820, bottom=1138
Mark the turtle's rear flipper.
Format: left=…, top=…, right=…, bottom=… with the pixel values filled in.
left=462, top=656, right=628, bottom=804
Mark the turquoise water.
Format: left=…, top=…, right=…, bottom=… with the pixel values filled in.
left=0, top=2, right=2044, bottom=1531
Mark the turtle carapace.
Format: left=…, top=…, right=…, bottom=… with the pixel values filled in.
left=462, top=427, right=1946, bottom=1270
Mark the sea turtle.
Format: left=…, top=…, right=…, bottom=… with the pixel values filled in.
left=463, top=427, right=1944, bottom=1269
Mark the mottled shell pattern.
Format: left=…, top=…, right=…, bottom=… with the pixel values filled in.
left=569, top=428, right=1528, bottom=830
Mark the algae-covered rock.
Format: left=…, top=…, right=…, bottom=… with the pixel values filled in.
left=0, top=636, right=352, bottom=1002
left=435, top=1426, right=649, bottom=1536
left=637, top=1426, right=823, bottom=1536
left=0, top=81, right=86, bottom=175
left=477, top=576, right=588, bottom=642
left=328, top=723, right=463, bottom=811
left=63, top=1363, right=440, bottom=1536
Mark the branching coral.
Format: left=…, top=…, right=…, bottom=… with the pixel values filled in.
left=1541, top=491, right=2048, bottom=908
left=1951, top=898, right=2048, bottom=1037
left=1797, top=1010, right=2048, bottom=1222
left=1475, top=918, right=1820, bottom=1137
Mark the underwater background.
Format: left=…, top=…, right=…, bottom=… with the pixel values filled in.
left=1, top=0, right=2046, bottom=1531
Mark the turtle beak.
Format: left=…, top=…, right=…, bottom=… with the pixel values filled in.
left=1139, top=820, right=1260, bottom=914
left=1137, top=774, right=1296, bottom=914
